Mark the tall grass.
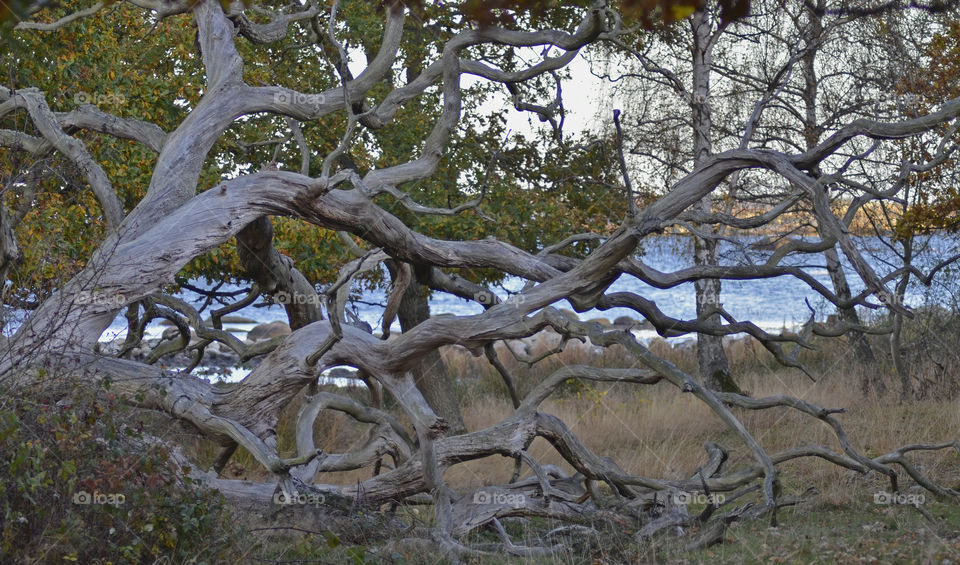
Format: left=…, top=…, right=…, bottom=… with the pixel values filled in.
left=21, top=316, right=955, bottom=562
left=207, top=319, right=960, bottom=509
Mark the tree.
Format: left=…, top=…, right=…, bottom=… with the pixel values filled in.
left=2, top=0, right=959, bottom=556
left=2, top=0, right=629, bottom=431
left=604, top=0, right=960, bottom=396
left=859, top=11, right=960, bottom=399
left=597, top=3, right=742, bottom=391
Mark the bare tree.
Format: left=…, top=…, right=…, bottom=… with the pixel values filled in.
left=608, top=0, right=960, bottom=396
left=2, top=0, right=959, bottom=556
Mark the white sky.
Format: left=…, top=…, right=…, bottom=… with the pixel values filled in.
left=345, top=47, right=612, bottom=144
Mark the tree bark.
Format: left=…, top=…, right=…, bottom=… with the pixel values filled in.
left=390, top=264, right=466, bottom=434
left=691, top=9, right=736, bottom=392
left=236, top=216, right=322, bottom=330
left=892, top=239, right=913, bottom=401
left=824, top=247, right=882, bottom=394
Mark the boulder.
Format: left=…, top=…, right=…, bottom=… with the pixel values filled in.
left=247, top=321, right=291, bottom=341
left=162, top=326, right=187, bottom=340
left=222, top=315, right=258, bottom=324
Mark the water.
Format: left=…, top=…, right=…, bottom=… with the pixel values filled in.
left=77, top=235, right=960, bottom=340
left=7, top=235, right=959, bottom=384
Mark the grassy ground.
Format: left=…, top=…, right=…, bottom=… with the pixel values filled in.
left=236, top=491, right=960, bottom=564
left=176, top=324, right=960, bottom=563
left=8, top=324, right=955, bottom=562
left=414, top=501, right=960, bottom=564
left=676, top=501, right=960, bottom=564
left=212, top=330, right=960, bottom=493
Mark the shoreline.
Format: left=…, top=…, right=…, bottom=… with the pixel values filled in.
left=94, top=315, right=792, bottom=386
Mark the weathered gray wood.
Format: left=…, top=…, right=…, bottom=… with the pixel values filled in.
left=5, top=0, right=960, bottom=552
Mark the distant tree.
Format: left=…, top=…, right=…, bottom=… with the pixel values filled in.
left=601, top=0, right=960, bottom=396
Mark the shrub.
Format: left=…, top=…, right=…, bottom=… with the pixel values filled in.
left=0, top=378, right=245, bottom=564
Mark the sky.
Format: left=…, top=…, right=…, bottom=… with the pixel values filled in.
left=344, top=43, right=612, bottom=146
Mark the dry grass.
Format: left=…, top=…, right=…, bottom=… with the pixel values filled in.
left=198, top=324, right=960, bottom=510
left=444, top=340, right=960, bottom=504
left=172, top=323, right=960, bottom=563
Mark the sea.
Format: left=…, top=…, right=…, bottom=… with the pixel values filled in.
left=5, top=235, right=958, bottom=384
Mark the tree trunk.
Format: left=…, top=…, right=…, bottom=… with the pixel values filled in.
left=824, top=247, right=882, bottom=394
left=892, top=240, right=913, bottom=401
left=391, top=265, right=466, bottom=434
left=236, top=216, right=322, bottom=330
left=690, top=9, right=736, bottom=392
left=800, top=1, right=881, bottom=395
left=693, top=240, right=737, bottom=392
